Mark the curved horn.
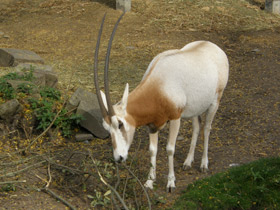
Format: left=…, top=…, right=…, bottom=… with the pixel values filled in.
left=104, top=12, right=125, bottom=117
left=94, top=13, right=109, bottom=121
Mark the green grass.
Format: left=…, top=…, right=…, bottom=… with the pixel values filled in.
left=173, top=157, right=280, bottom=210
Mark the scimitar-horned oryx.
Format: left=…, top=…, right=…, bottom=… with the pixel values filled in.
left=93, top=13, right=229, bottom=192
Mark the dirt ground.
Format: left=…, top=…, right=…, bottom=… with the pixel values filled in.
left=0, top=0, right=280, bottom=209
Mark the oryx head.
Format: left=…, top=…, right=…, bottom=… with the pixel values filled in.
left=94, top=13, right=135, bottom=162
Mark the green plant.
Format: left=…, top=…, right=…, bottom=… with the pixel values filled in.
left=53, top=108, right=83, bottom=137
left=2, top=68, right=34, bottom=81
left=0, top=69, right=35, bottom=101
left=0, top=79, right=15, bottom=100
left=1, top=184, right=16, bottom=192
left=173, top=157, right=280, bottom=210
left=88, top=190, right=111, bottom=208
left=40, top=86, right=61, bottom=101
left=28, top=97, right=83, bottom=137
left=17, top=83, right=35, bottom=94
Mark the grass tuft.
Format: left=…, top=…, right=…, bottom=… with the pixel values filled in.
left=173, top=157, right=280, bottom=210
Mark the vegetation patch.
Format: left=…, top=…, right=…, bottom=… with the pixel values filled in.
left=173, top=157, right=280, bottom=210
left=0, top=69, right=82, bottom=137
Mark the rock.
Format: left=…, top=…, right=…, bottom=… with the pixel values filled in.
left=177, top=136, right=184, bottom=141
left=75, top=133, right=94, bottom=142
left=6, top=80, right=39, bottom=93
left=116, top=0, right=131, bottom=12
left=16, top=64, right=58, bottom=88
left=77, top=100, right=109, bottom=139
left=68, top=88, right=109, bottom=139
left=66, top=88, right=92, bottom=110
left=15, top=63, right=53, bottom=72
left=39, top=70, right=58, bottom=88
left=0, top=48, right=44, bottom=67
left=0, top=99, right=22, bottom=120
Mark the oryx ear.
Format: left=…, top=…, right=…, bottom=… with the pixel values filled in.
left=121, top=83, right=129, bottom=109
left=100, top=90, right=108, bottom=112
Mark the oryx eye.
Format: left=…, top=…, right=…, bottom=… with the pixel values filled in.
left=118, top=121, right=124, bottom=129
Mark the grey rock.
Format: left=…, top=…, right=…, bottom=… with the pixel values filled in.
left=177, top=136, right=184, bottom=141
left=15, top=63, right=53, bottom=72
left=116, top=0, right=131, bottom=12
left=66, top=88, right=92, bottom=110
left=0, top=48, right=44, bottom=67
left=33, top=70, right=58, bottom=88
left=0, top=99, right=22, bottom=120
left=6, top=80, right=39, bottom=93
left=68, top=88, right=109, bottom=139
left=16, top=64, right=58, bottom=88
left=77, top=100, right=109, bottom=139
left=75, top=133, right=94, bottom=142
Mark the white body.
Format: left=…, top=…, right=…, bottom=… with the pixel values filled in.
left=143, top=41, right=228, bottom=118
left=102, top=41, right=229, bottom=192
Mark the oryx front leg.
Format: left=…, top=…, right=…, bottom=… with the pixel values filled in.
left=144, top=132, right=158, bottom=190
left=166, top=119, right=180, bottom=192
left=183, top=116, right=200, bottom=170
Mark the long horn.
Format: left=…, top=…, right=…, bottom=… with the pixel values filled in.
left=94, top=13, right=109, bottom=122
left=104, top=12, right=125, bottom=117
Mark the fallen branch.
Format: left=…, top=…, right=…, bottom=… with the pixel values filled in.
left=122, top=163, right=151, bottom=210
left=0, top=160, right=46, bottom=179
left=89, top=152, right=129, bottom=210
left=42, top=188, right=77, bottom=210
left=122, top=138, right=142, bottom=199
left=0, top=155, right=39, bottom=166
left=0, top=180, right=26, bottom=185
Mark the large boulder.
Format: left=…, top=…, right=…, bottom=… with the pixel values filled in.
left=0, top=48, right=44, bottom=67
left=67, top=88, right=109, bottom=139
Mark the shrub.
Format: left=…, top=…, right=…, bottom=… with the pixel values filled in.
left=0, top=70, right=82, bottom=137
left=0, top=79, right=15, bottom=100
left=29, top=88, right=83, bottom=137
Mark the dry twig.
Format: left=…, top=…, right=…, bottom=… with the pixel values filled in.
left=89, top=152, right=129, bottom=210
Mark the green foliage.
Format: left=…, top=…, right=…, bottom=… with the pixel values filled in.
left=29, top=98, right=56, bottom=131
left=2, top=68, right=34, bottom=81
left=0, top=79, right=15, bottom=100
left=0, top=69, right=83, bottom=137
left=173, top=157, right=280, bottom=210
left=29, top=88, right=83, bottom=137
left=16, top=83, right=35, bottom=94
left=0, top=69, right=34, bottom=100
left=39, top=86, right=61, bottom=101
left=1, top=184, right=16, bottom=192
left=88, top=190, right=111, bottom=208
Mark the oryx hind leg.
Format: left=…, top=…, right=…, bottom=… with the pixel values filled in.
left=183, top=116, right=201, bottom=170
left=200, top=100, right=220, bottom=172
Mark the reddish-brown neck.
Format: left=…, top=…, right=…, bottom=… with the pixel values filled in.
left=125, top=80, right=182, bottom=129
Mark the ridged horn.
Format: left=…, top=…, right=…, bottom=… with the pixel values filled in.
left=104, top=12, right=125, bottom=117
left=94, top=13, right=109, bottom=122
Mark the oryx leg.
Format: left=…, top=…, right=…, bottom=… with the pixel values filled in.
left=200, top=100, right=219, bottom=172
left=183, top=116, right=200, bottom=169
left=144, top=131, right=158, bottom=189
left=166, top=118, right=181, bottom=192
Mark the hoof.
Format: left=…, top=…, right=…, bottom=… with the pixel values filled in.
left=183, top=164, right=192, bottom=170
left=167, top=186, right=176, bottom=193
left=144, top=180, right=154, bottom=190
left=200, top=167, right=209, bottom=173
